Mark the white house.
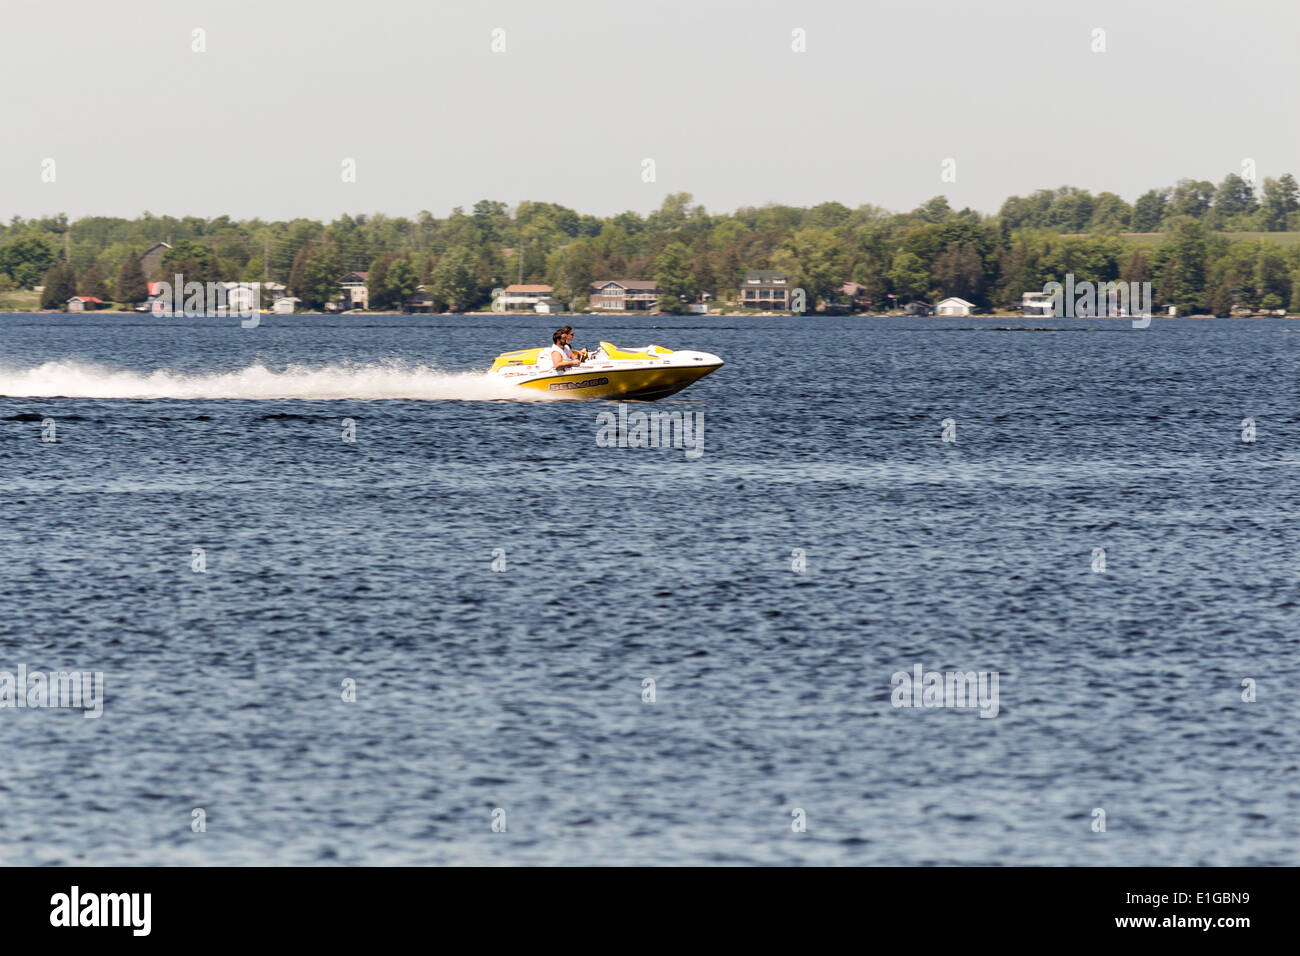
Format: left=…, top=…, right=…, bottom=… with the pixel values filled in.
left=936, top=297, right=975, bottom=316
left=496, top=284, right=553, bottom=311
left=225, top=284, right=258, bottom=312
left=1021, top=291, right=1054, bottom=317
left=339, top=272, right=369, bottom=310
left=534, top=297, right=565, bottom=314
left=272, top=296, right=299, bottom=314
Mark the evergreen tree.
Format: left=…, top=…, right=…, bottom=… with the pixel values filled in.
left=116, top=254, right=149, bottom=304
left=39, top=263, right=78, bottom=309
left=78, top=264, right=108, bottom=299
left=1158, top=218, right=1208, bottom=314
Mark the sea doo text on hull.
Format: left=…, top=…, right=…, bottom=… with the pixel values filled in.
left=488, top=341, right=723, bottom=401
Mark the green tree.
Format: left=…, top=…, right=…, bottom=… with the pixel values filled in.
left=430, top=246, right=479, bottom=311
left=1119, top=249, right=1152, bottom=285
left=160, top=239, right=218, bottom=284
left=1087, top=192, right=1133, bottom=232
left=115, top=254, right=149, bottom=305
left=653, top=241, right=696, bottom=304
left=1130, top=189, right=1169, bottom=232
left=1168, top=180, right=1215, bottom=220
left=1255, top=245, right=1290, bottom=307
left=931, top=243, right=986, bottom=305
left=78, top=264, right=108, bottom=299
left=550, top=239, right=597, bottom=304
left=387, top=258, right=419, bottom=310
left=1207, top=283, right=1234, bottom=317
left=301, top=245, right=342, bottom=310
left=1260, top=175, right=1300, bottom=231
left=39, top=263, right=78, bottom=309
left=1158, top=217, right=1208, bottom=314
left=887, top=251, right=929, bottom=302
left=1213, top=173, right=1257, bottom=218
left=0, top=235, right=57, bottom=288
left=785, top=227, right=847, bottom=307
left=367, top=251, right=398, bottom=310
left=913, top=196, right=952, bottom=224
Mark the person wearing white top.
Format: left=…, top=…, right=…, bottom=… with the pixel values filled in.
left=547, top=329, right=583, bottom=371
left=557, top=326, right=588, bottom=362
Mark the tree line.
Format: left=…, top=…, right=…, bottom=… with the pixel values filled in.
left=3, top=173, right=1300, bottom=314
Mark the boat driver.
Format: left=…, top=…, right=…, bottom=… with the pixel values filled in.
left=558, top=326, right=589, bottom=362
left=548, top=329, right=584, bottom=371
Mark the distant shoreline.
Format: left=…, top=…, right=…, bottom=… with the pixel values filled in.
left=2, top=308, right=1296, bottom=319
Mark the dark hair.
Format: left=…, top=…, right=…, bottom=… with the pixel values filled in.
left=559, top=325, right=573, bottom=334
left=552, top=330, right=566, bottom=344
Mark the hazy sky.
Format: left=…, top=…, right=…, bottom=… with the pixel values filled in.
left=3, top=0, right=1296, bottom=221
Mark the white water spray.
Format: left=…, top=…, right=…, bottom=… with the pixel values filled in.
left=0, top=360, right=535, bottom=401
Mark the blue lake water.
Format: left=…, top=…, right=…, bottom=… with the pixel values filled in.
left=1, top=312, right=1298, bottom=865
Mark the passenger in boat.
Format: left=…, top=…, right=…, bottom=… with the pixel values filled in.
left=547, top=329, right=584, bottom=371
left=558, top=326, right=589, bottom=362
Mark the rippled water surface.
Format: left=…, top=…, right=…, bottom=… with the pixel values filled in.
left=1, top=312, right=1298, bottom=865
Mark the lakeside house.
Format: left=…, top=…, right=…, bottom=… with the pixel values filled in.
left=141, top=280, right=292, bottom=313
left=904, top=300, right=934, bottom=316
left=535, top=297, right=565, bottom=314
left=1022, top=291, right=1053, bottom=317
left=225, top=284, right=257, bottom=312
left=404, top=287, right=437, bottom=313
left=497, top=284, right=553, bottom=311
left=841, top=282, right=872, bottom=312
left=339, top=272, right=369, bottom=310
left=740, top=271, right=791, bottom=309
left=936, top=297, right=975, bottom=316
left=590, top=280, right=657, bottom=311
left=67, top=296, right=106, bottom=311
left=138, top=242, right=171, bottom=280
left=272, top=296, right=299, bottom=314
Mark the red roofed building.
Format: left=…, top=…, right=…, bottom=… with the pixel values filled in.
left=68, top=296, right=107, bottom=312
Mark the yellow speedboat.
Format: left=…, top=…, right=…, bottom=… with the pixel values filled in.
left=488, top=341, right=723, bottom=401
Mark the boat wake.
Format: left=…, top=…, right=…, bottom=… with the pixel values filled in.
left=0, top=359, right=533, bottom=401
